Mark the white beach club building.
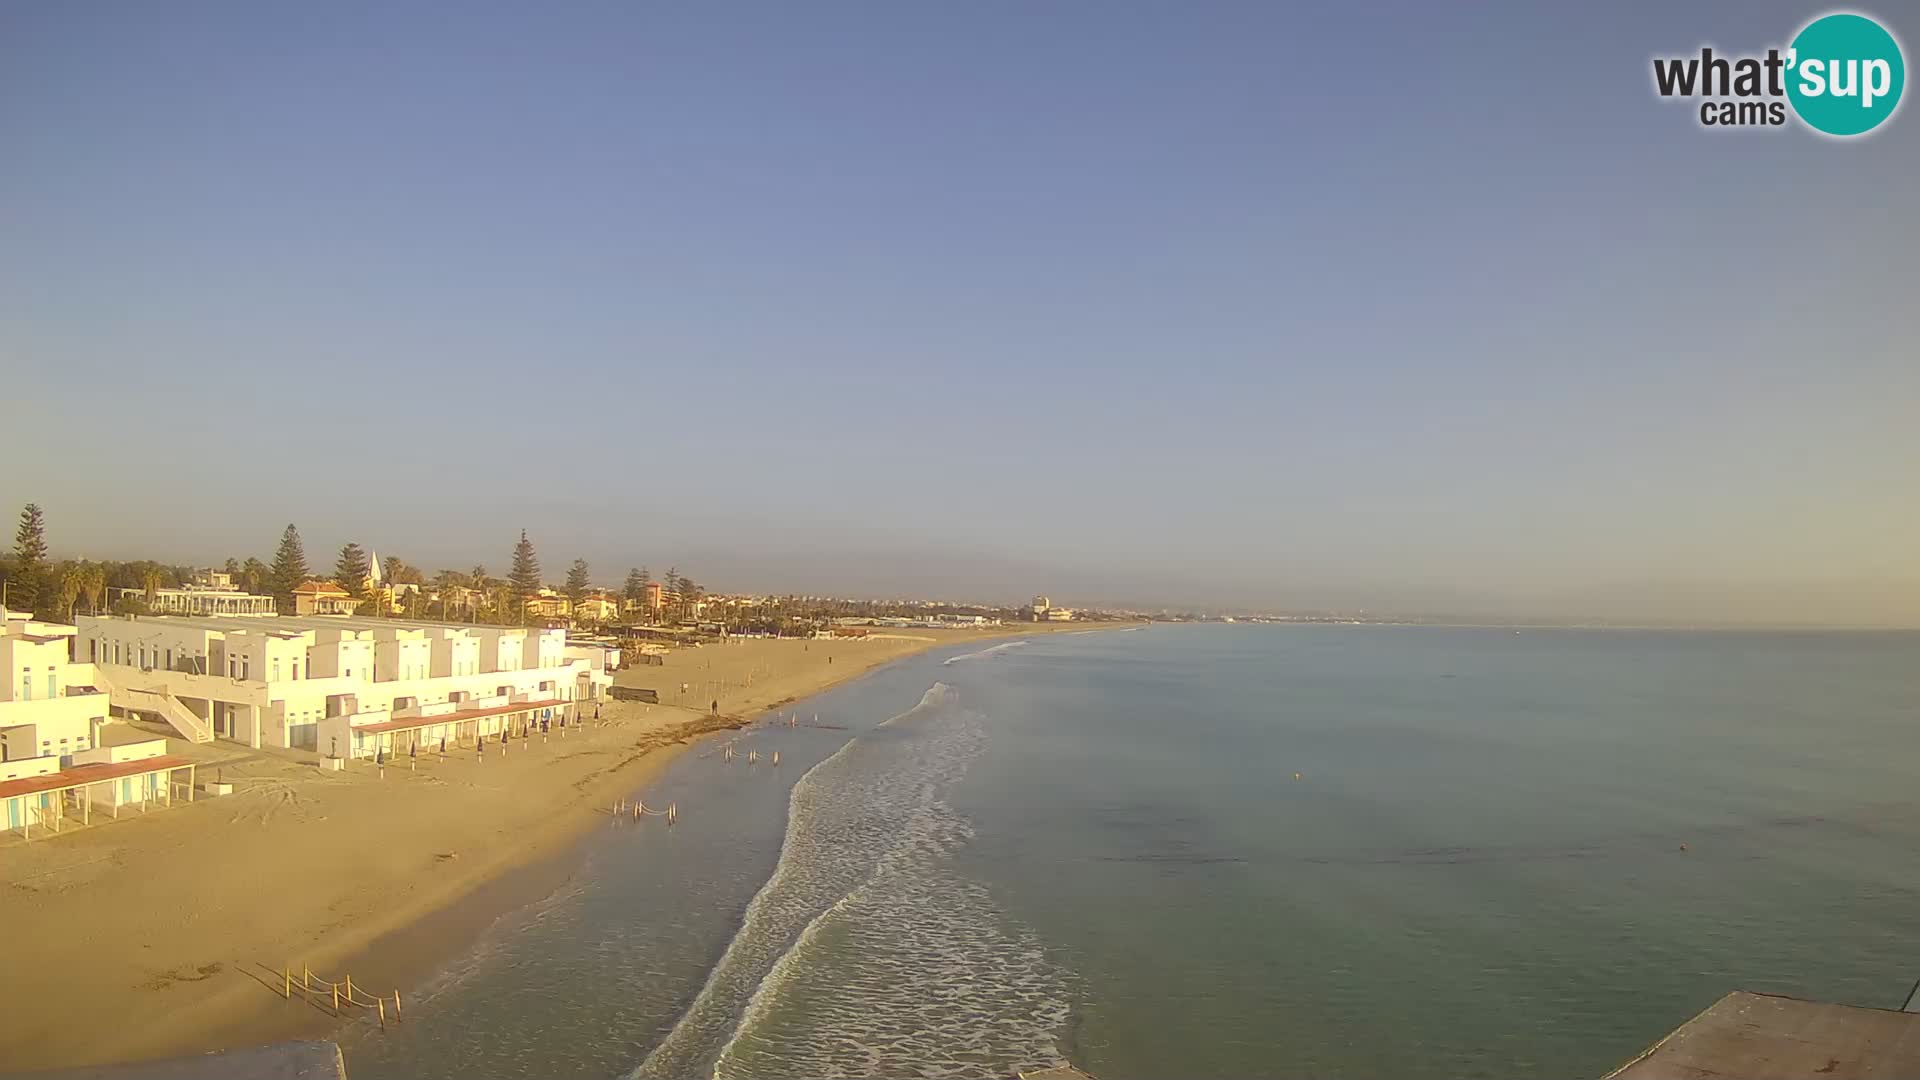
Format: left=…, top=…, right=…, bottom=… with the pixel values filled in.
left=0, top=609, right=111, bottom=763
left=2, top=608, right=198, bottom=838
left=74, top=615, right=613, bottom=758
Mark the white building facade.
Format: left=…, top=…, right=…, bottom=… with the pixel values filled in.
left=0, top=609, right=112, bottom=763
left=75, top=615, right=612, bottom=755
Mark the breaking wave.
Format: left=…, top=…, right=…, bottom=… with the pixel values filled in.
left=631, top=683, right=1071, bottom=1080
left=942, top=641, right=1030, bottom=665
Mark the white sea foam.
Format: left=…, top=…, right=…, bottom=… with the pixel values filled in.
left=630, top=682, right=1070, bottom=1080
left=942, top=640, right=1030, bottom=665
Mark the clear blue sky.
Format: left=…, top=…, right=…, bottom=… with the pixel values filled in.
left=3, top=2, right=1915, bottom=622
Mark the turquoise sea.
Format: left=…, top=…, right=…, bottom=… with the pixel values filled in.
left=343, top=624, right=1920, bottom=1079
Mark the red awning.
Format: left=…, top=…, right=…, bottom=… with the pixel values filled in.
left=0, top=755, right=193, bottom=800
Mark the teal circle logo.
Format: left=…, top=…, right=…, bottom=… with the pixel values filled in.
left=1786, top=12, right=1905, bottom=136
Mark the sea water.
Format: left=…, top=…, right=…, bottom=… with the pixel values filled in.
left=344, top=624, right=1920, bottom=1079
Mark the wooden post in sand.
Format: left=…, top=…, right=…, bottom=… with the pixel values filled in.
left=377, top=999, right=386, bottom=1029
left=283, top=966, right=292, bottom=999
left=393, top=990, right=402, bottom=1020
left=332, top=984, right=340, bottom=1015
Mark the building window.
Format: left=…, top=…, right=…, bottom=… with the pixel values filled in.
left=19, top=673, right=30, bottom=701
left=46, top=672, right=56, bottom=699
left=272, top=661, right=281, bottom=682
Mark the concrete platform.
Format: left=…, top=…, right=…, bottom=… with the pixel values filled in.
left=7, top=1041, right=346, bottom=1080
left=1607, top=991, right=1920, bottom=1080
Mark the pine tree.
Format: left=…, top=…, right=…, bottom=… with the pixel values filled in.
left=623, top=567, right=646, bottom=602
left=335, top=542, right=371, bottom=599
left=11, top=503, right=49, bottom=613
left=565, top=559, right=591, bottom=607
left=508, top=530, right=541, bottom=600
left=269, top=524, right=310, bottom=613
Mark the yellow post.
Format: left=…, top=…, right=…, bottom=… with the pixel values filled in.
left=284, top=967, right=291, bottom=999
left=378, top=999, right=386, bottom=1029
left=393, top=990, right=403, bottom=1020
left=332, top=984, right=340, bottom=1015
left=345, top=973, right=354, bottom=1002
left=303, top=965, right=312, bottom=991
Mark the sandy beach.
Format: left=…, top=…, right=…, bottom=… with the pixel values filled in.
left=0, top=625, right=1070, bottom=1072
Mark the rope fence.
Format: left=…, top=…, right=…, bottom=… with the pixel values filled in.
left=610, top=798, right=678, bottom=825
left=281, top=963, right=404, bottom=1029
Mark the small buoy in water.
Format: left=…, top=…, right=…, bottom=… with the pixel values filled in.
left=1293, top=772, right=1302, bottom=781
left=1679, top=842, right=1689, bottom=852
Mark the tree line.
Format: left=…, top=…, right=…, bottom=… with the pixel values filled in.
left=1, top=502, right=1026, bottom=632
left=0, top=503, right=712, bottom=629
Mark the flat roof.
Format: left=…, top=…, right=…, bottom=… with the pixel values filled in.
left=1607, top=991, right=1920, bottom=1080
left=0, top=755, right=193, bottom=801
left=79, top=614, right=555, bottom=636
left=353, top=698, right=566, bottom=736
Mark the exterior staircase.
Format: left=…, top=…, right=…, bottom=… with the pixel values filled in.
left=92, top=667, right=214, bottom=744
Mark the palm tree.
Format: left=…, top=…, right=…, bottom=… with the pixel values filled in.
left=240, top=557, right=269, bottom=596
left=142, top=566, right=163, bottom=608
left=82, top=564, right=107, bottom=615
left=57, top=564, right=85, bottom=620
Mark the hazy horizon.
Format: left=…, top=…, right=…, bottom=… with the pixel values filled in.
left=4, top=2, right=1916, bottom=627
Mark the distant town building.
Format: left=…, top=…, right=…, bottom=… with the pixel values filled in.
left=292, top=580, right=356, bottom=616
left=113, top=570, right=277, bottom=617
left=622, top=582, right=667, bottom=622
left=523, top=591, right=572, bottom=621
left=572, top=592, right=619, bottom=624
